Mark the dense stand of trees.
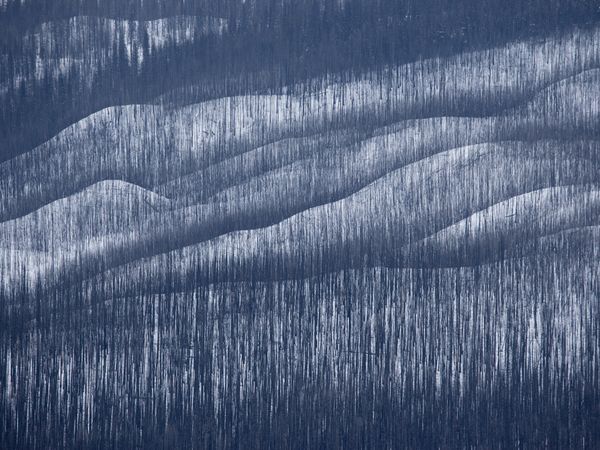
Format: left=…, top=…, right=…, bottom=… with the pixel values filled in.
left=2, top=0, right=600, bottom=160
left=1, top=1, right=600, bottom=448
left=1, top=260, right=599, bottom=448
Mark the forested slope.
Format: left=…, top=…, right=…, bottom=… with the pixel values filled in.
left=1, top=2, right=599, bottom=449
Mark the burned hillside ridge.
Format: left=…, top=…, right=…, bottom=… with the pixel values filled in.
left=1, top=1, right=600, bottom=448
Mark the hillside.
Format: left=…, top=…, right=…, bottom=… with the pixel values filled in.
left=1, top=10, right=599, bottom=450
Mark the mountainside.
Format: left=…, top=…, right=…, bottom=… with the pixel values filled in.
left=1, top=4, right=599, bottom=449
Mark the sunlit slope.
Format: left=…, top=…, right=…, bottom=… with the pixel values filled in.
left=1, top=30, right=599, bottom=290
left=2, top=28, right=599, bottom=221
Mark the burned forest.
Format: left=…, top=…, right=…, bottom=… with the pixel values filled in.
left=1, top=0, right=600, bottom=448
